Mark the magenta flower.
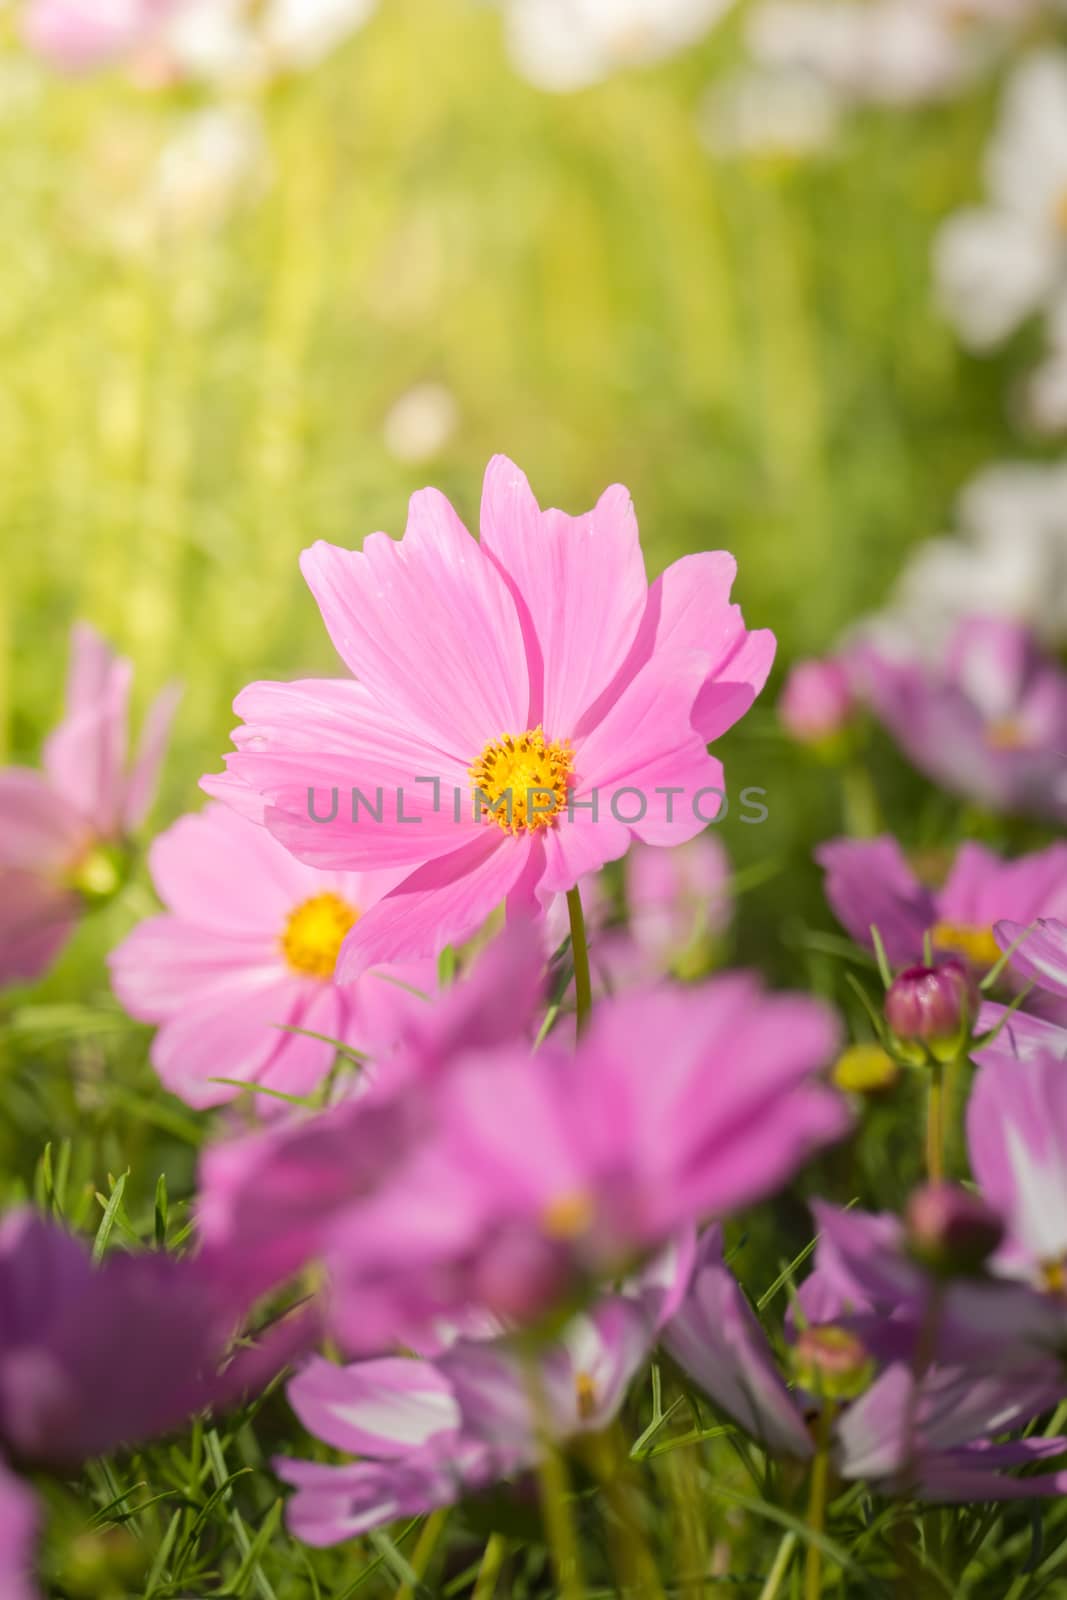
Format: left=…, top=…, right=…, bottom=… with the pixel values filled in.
left=109, top=801, right=436, bottom=1110
left=0, top=1461, right=37, bottom=1600
left=850, top=619, right=1067, bottom=823
left=997, top=916, right=1067, bottom=1001
left=321, top=976, right=847, bottom=1352
left=275, top=1279, right=672, bottom=1545
left=0, top=623, right=178, bottom=986
left=968, top=1046, right=1067, bottom=1287
left=664, top=1223, right=1067, bottom=1501
left=816, top=835, right=1067, bottom=970
left=213, top=457, right=774, bottom=977
left=0, top=1208, right=309, bottom=1472
left=778, top=656, right=855, bottom=744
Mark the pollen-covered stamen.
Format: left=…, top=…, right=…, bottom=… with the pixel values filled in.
left=470, top=727, right=574, bottom=834
left=930, top=921, right=1001, bottom=971
left=281, top=892, right=358, bottom=979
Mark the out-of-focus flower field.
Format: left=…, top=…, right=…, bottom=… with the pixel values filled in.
left=4, top=1, right=1067, bottom=1597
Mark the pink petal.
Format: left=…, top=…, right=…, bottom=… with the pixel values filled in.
left=109, top=914, right=280, bottom=1020
left=336, top=834, right=532, bottom=981
left=43, top=626, right=131, bottom=837
left=300, top=488, right=528, bottom=758
left=0, top=770, right=90, bottom=872
left=0, top=1458, right=39, bottom=1600
left=150, top=972, right=309, bottom=1109
left=147, top=804, right=319, bottom=933
left=0, top=871, right=80, bottom=985
left=479, top=456, right=647, bottom=738
left=122, top=680, right=181, bottom=831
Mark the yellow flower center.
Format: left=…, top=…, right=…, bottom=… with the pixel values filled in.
left=832, top=1044, right=898, bottom=1095
left=469, top=727, right=574, bottom=834
left=280, top=892, right=358, bottom=979
left=574, top=1371, right=597, bottom=1422
left=1043, top=1259, right=1067, bottom=1297
left=985, top=717, right=1030, bottom=751
left=542, top=1190, right=595, bottom=1241
left=930, top=921, right=1001, bottom=971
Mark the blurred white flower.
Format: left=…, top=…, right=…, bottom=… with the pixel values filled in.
left=698, top=65, right=839, bottom=158
left=935, top=52, right=1067, bottom=350
left=108, top=105, right=269, bottom=255
left=868, top=462, right=1067, bottom=654
left=1025, top=298, right=1067, bottom=433
left=746, top=1, right=977, bottom=107
left=503, top=0, right=736, bottom=93
left=163, top=0, right=377, bottom=86
left=382, top=383, right=460, bottom=464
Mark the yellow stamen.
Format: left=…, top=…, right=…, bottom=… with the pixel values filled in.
left=985, top=717, right=1030, bottom=752
left=574, top=1371, right=597, bottom=1422
left=469, top=726, right=574, bottom=835
left=1043, top=1259, right=1067, bottom=1297
left=542, top=1190, right=595, bottom=1241
left=832, top=1044, right=898, bottom=1095
left=280, top=892, right=358, bottom=979
left=930, top=921, right=1001, bottom=971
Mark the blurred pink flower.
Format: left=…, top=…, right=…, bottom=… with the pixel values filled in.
left=109, top=802, right=437, bottom=1110
left=849, top=619, right=1067, bottom=823
left=0, top=623, right=179, bottom=985
left=816, top=835, right=1067, bottom=972
left=0, top=1461, right=37, bottom=1600
left=214, top=456, right=774, bottom=977
left=778, top=656, right=855, bottom=744
left=322, top=975, right=846, bottom=1351
left=21, top=0, right=175, bottom=71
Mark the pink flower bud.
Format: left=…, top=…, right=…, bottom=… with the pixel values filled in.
left=885, top=958, right=975, bottom=1055
left=791, top=1325, right=873, bottom=1400
left=778, top=658, right=854, bottom=745
left=906, top=1182, right=1003, bottom=1276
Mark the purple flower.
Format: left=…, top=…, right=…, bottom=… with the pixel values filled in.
left=275, top=1284, right=668, bottom=1545
left=816, top=835, right=1067, bottom=970
left=849, top=619, right=1067, bottom=823
left=0, top=624, right=179, bottom=985
left=778, top=657, right=855, bottom=745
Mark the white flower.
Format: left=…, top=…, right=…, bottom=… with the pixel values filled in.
left=503, top=0, right=736, bottom=93
left=867, top=462, right=1067, bottom=654
left=383, top=383, right=460, bottom=465
left=163, top=0, right=376, bottom=87
left=935, top=51, right=1067, bottom=349
left=698, top=66, right=839, bottom=158
left=746, top=1, right=977, bottom=107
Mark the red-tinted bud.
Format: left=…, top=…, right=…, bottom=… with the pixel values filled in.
left=906, top=1182, right=1003, bottom=1277
left=885, top=958, right=976, bottom=1058
left=778, top=658, right=855, bottom=746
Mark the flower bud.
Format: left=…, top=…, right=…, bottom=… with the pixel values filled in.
left=791, top=1325, right=873, bottom=1400
left=885, top=958, right=976, bottom=1059
left=778, top=658, right=854, bottom=746
left=906, top=1182, right=1003, bottom=1277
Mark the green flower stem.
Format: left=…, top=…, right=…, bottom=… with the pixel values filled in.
left=926, top=1062, right=945, bottom=1185
left=471, top=1534, right=509, bottom=1600
left=523, top=1354, right=585, bottom=1600
left=759, top=1530, right=798, bottom=1600
left=804, top=1403, right=836, bottom=1600
left=567, top=885, right=593, bottom=1035
left=393, top=1508, right=449, bottom=1600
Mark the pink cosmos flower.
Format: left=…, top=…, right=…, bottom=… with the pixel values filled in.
left=321, top=975, right=847, bottom=1352
left=778, top=656, right=855, bottom=744
left=976, top=917, right=1067, bottom=1066
left=0, top=624, right=178, bottom=986
left=276, top=1292, right=658, bottom=1544
left=109, top=801, right=436, bottom=1110
left=212, top=456, right=774, bottom=978
left=609, top=833, right=733, bottom=984
left=663, top=1224, right=1067, bottom=1501
left=849, top=619, right=1067, bottom=823
left=816, top=835, right=1067, bottom=972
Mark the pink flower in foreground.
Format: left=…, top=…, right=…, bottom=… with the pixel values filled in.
left=816, top=835, right=1067, bottom=972
left=0, top=624, right=179, bottom=986
left=850, top=619, right=1067, bottom=823
left=212, top=456, right=774, bottom=977
left=109, top=801, right=436, bottom=1110
left=320, top=975, right=847, bottom=1352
